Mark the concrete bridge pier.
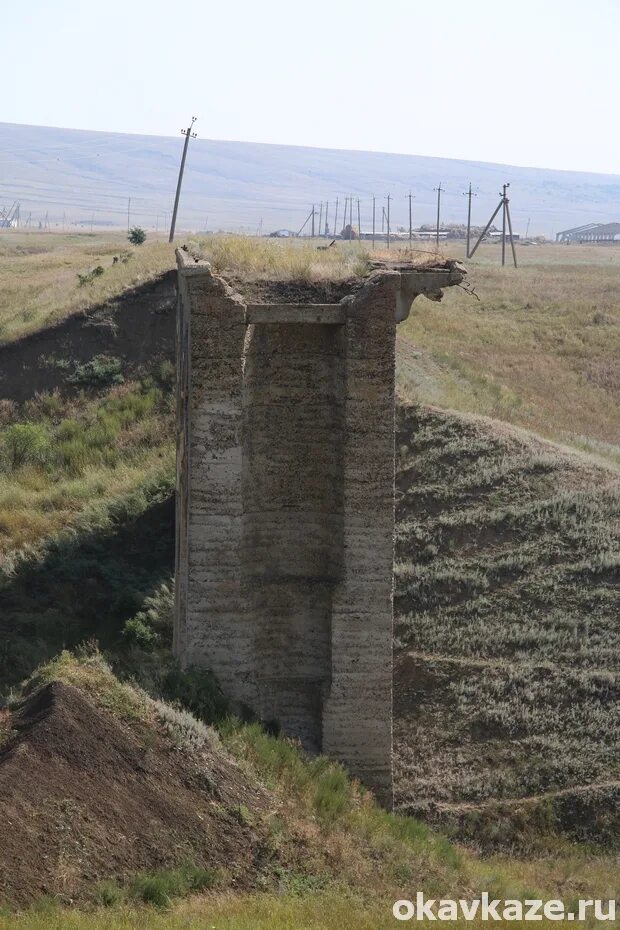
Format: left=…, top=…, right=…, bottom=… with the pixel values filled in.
left=174, top=250, right=464, bottom=807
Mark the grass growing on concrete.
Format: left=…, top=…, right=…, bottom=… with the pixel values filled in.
left=0, top=231, right=441, bottom=345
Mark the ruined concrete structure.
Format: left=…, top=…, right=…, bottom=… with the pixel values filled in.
left=174, top=249, right=463, bottom=806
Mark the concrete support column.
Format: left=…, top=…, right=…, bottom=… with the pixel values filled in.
left=175, top=262, right=255, bottom=708
left=322, top=273, right=399, bottom=807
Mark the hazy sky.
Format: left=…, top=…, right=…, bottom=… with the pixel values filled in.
left=4, top=0, right=620, bottom=174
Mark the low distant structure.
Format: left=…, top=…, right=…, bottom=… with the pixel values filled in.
left=357, top=229, right=449, bottom=242
left=556, top=223, right=620, bottom=243
left=268, top=229, right=298, bottom=238
left=488, top=230, right=520, bottom=242
left=174, top=251, right=464, bottom=807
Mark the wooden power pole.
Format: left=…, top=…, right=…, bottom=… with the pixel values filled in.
left=169, top=116, right=197, bottom=243
left=434, top=182, right=443, bottom=251
left=469, top=182, right=517, bottom=267
left=463, top=183, right=477, bottom=258
left=372, top=195, right=376, bottom=250
left=408, top=191, right=413, bottom=246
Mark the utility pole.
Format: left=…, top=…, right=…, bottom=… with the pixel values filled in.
left=408, top=191, right=413, bottom=246
left=311, top=204, right=316, bottom=238
left=386, top=194, right=391, bottom=249
left=333, top=197, right=339, bottom=237
left=318, top=202, right=323, bottom=239
left=357, top=197, right=361, bottom=242
left=501, top=184, right=507, bottom=266
left=324, top=201, right=329, bottom=236
left=169, top=116, right=197, bottom=243
left=525, top=217, right=531, bottom=238
left=463, top=183, right=477, bottom=258
left=469, top=182, right=517, bottom=268
left=297, top=206, right=315, bottom=236
left=127, top=197, right=131, bottom=232
left=372, top=194, right=376, bottom=249
left=434, top=182, right=443, bottom=251
left=504, top=185, right=518, bottom=268
left=342, top=197, right=348, bottom=236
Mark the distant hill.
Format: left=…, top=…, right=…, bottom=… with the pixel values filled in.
left=3, top=121, right=620, bottom=237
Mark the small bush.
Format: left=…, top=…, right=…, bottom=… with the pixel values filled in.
left=128, top=864, right=216, bottom=908
left=123, top=617, right=158, bottom=648
left=94, top=880, right=123, bottom=907
left=156, top=701, right=215, bottom=752
left=162, top=663, right=229, bottom=725
left=2, top=422, right=51, bottom=469
left=77, top=265, right=105, bottom=286
left=157, top=359, right=175, bottom=387
left=312, top=766, right=351, bottom=821
left=66, top=355, right=124, bottom=388
left=128, top=227, right=146, bottom=246
left=122, top=581, right=173, bottom=649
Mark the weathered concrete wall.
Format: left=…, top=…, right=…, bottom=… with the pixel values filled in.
left=175, top=251, right=464, bottom=807
left=243, top=321, right=344, bottom=751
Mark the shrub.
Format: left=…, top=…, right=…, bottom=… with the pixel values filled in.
left=77, top=265, right=105, bottom=286
left=128, top=864, right=216, bottom=908
left=122, top=581, right=173, bottom=649
left=128, top=227, right=146, bottom=246
left=162, top=663, right=229, bottom=725
left=66, top=355, right=124, bottom=388
left=156, top=701, right=215, bottom=752
left=94, top=880, right=123, bottom=907
left=2, top=422, right=51, bottom=469
left=157, top=359, right=175, bottom=387
left=123, top=617, right=158, bottom=648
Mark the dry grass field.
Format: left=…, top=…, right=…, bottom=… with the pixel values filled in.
left=398, top=241, right=620, bottom=465
left=0, top=232, right=175, bottom=342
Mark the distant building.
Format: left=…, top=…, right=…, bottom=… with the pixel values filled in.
left=357, top=229, right=449, bottom=242
left=269, top=229, right=298, bottom=238
left=488, top=231, right=520, bottom=241
left=556, top=223, right=620, bottom=243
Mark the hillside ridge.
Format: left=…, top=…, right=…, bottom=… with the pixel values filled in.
left=5, top=121, right=620, bottom=234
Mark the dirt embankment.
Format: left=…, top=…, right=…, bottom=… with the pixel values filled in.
left=0, top=681, right=275, bottom=907
left=393, top=403, right=620, bottom=852
left=0, top=272, right=176, bottom=403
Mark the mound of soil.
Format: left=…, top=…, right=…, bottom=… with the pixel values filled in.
left=0, top=682, right=275, bottom=906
